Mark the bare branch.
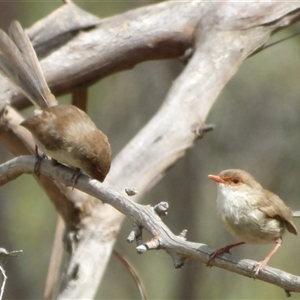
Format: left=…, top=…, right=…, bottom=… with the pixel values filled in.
left=0, top=248, right=22, bottom=300
left=6, top=2, right=300, bottom=110
left=0, top=266, right=7, bottom=300
left=43, top=216, right=65, bottom=300
left=1, top=156, right=300, bottom=294
left=1, top=1, right=300, bottom=298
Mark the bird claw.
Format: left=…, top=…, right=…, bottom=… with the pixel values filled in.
left=253, top=260, right=266, bottom=276
left=70, top=168, right=82, bottom=189
left=34, top=146, right=47, bottom=177
left=206, top=246, right=231, bottom=267
left=207, top=242, right=245, bottom=267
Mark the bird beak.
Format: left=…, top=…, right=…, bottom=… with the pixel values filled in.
left=208, top=174, right=225, bottom=183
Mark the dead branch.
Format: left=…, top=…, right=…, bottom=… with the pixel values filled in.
left=1, top=156, right=300, bottom=294
left=0, top=1, right=300, bottom=298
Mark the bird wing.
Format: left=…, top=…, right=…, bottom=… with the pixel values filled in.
left=258, top=190, right=298, bottom=235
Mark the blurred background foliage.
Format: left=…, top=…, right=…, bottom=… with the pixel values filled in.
left=0, top=1, right=300, bottom=299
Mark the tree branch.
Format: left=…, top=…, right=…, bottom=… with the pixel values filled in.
left=0, top=1, right=300, bottom=298
left=1, top=156, right=300, bottom=294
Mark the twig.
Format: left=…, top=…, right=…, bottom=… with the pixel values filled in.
left=113, top=250, right=147, bottom=300
left=0, top=248, right=22, bottom=300
left=0, top=266, right=7, bottom=300
left=43, top=215, right=65, bottom=300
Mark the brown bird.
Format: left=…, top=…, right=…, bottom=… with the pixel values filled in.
left=207, top=169, right=298, bottom=275
left=0, top=21, right=111, bottom=183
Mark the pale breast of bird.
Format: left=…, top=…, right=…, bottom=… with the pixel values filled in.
left=216, top=183, right=284, bottom=244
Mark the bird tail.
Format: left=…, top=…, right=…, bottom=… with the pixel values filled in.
left=0, top=21, right=57, bottom=109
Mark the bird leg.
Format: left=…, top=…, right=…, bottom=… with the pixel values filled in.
left=253, top=238, right=282, bottom=275
left=34, top=145, right=47, bottom=176
left=207, top=241, right=245, bottom=267
left=70, top=168, right=82, bottom=189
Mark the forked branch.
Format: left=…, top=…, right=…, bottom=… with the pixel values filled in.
left=0, top=1, right=300, bottom=298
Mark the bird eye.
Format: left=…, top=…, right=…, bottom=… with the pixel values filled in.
left=232, top=178, right=240, bottom=184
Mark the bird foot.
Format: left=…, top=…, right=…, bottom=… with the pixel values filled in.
left=70, top=168, right=82, bottom=189
left=253, top=260, right=267, bottom=276
left=207, top=241, right=245, bottom=267
left=252, top=240, right=280, bottom=275
left=206, top=245, right=232, bottom=267
left=34, top=145, right=47, bottom=177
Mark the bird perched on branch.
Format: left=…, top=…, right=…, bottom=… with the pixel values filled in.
left=0, top=21, right=111, bottom=183
left=207, top=169, right=298, bottom=275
